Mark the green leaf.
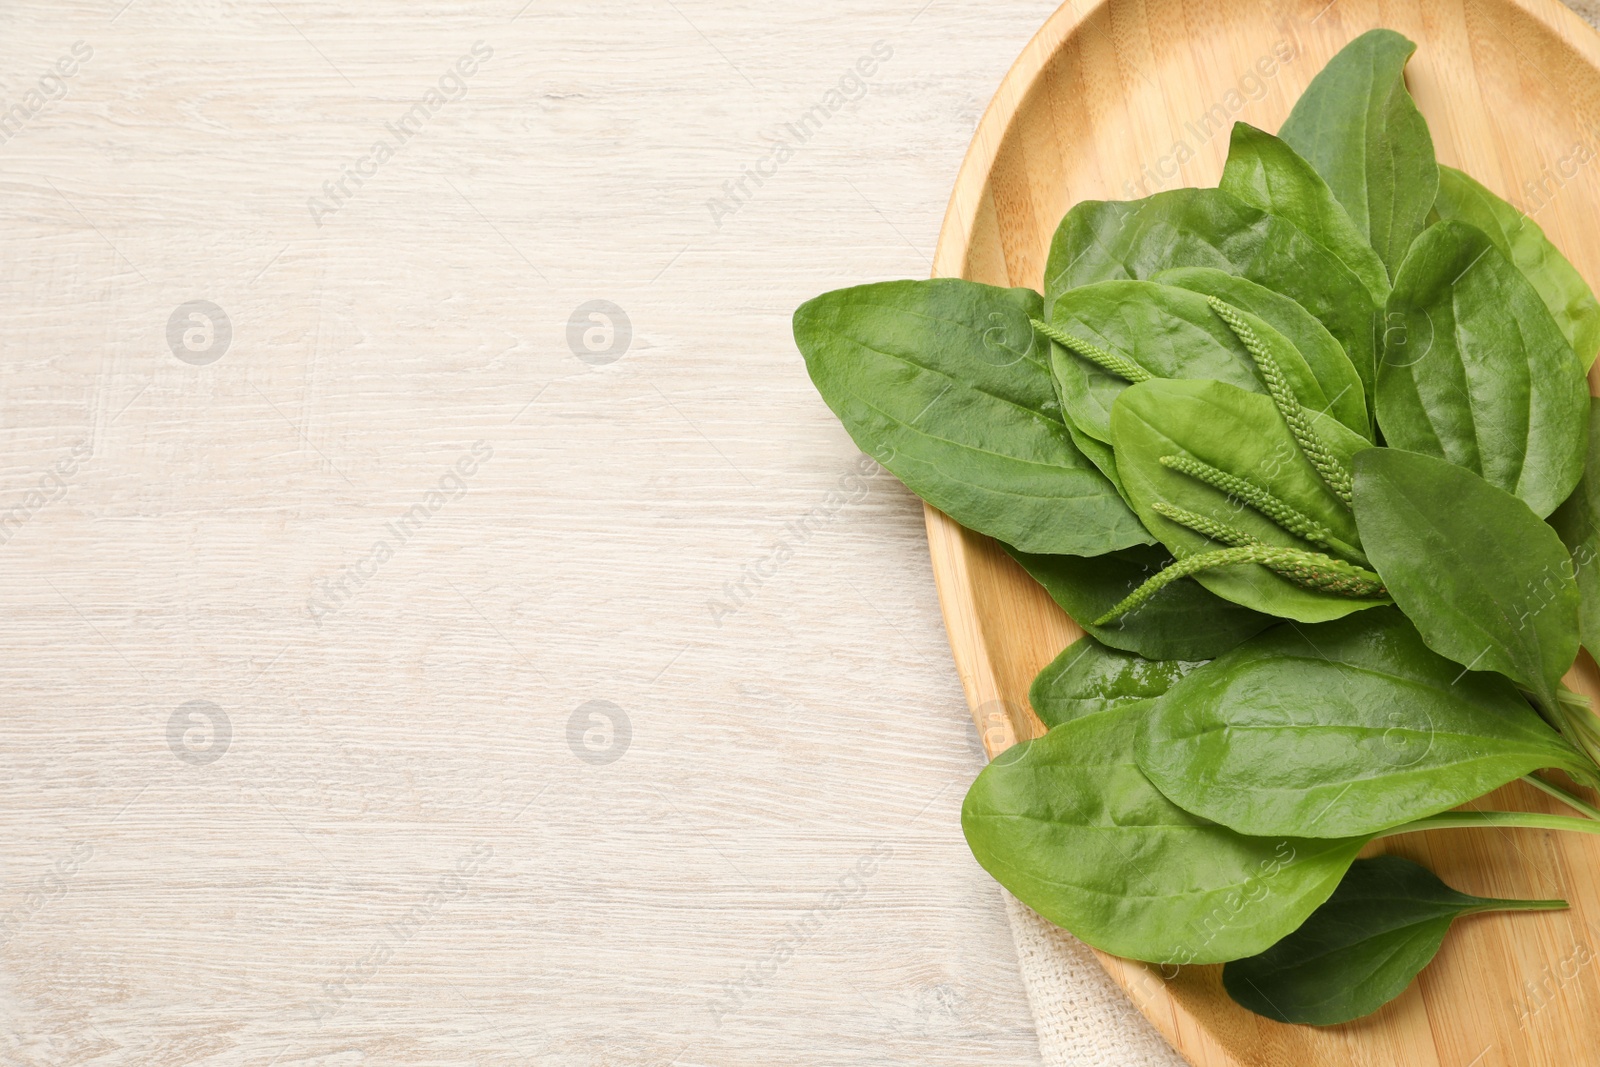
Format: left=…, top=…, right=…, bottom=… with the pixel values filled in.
left=1551, top=397, right=1600, bottom=664
left=1029, top=635, right=1206, bottom=729
left=1219, top=122, right=1391, bottom=304
left=1434, top=165, right=1600, bottom=368
left=1005, top=544, right=1274, bottom=661
left=1045, top=279, right=1337, bottom=446
left=1137, top=608, right=1588, bottom=838
left=1379, top=220, right=1588, bottom=517
left=1353, top=448, right=1581, bottom=709
left=1065, top=416, right=1127, bottom=493
left=1278, top=28, right=1438, bottom=277
left=1035, top=325, right=1136, bottom=497
left=793, top=279, right=1153, bottom=556
left=960, top=705, right=1367, bottom=964
left=1224, top=856, right=1566, bottom=1025
left=1154, top=267, right=1370, bottom=439
left=1110, top=378, right=1386, bottom=622
left=1045, top=189, right=1379, bottom=403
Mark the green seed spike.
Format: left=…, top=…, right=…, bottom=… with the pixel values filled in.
left=1150, top=502, right=1261, bottom=548
left=1029, top=318, right=1152, bottom=383
left=1206, top=297, right=1355, bottom=507
left=1159, top=454, right=1336, bottom=549
left=1092, top=546, right=1387, bottom=625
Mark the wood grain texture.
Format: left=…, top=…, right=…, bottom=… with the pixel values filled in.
left=0, top=1, right=1071, bottom=1063
left=927, top=0, right=1600, bottom=1063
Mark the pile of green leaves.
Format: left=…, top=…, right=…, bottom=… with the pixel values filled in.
left=794, top=29, right=1600, bottom=1025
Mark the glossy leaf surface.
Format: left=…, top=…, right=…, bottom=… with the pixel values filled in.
left=1045, top=189, right=1378, bottom=400
left=1029, top=636, right=1205, bottom=729
left=1006, top=544, right=1274, bottom=661
left=1379, top=220, right=1587, bottom=518
left=1219, top=122, right=1390, bottom=303
left=1225, top=856, right=1565, bottom=1025
left=1278, top=29, right=1438, bottom=277
left=961, top=706, right=1366, bottom=964
left=1154, top=267, right=1369, bottom=437
left=1552, top=398, right=1600, bottom=664
left=1138, top=609, right=1587, bottom=838
left=1353, top=448, right=1581, bottom=709
left=1111, top=378, right=1384, bottom=622
left=794, top=279, right=1153, bottom=555
left=1048, top=279, right=1332, bottom=445
left=1434, top=165, right=1600, bottom=368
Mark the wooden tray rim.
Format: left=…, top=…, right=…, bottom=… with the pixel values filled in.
left=922, top=0, right=1600, bottom=1062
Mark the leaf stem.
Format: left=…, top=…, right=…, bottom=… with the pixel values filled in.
left=1462, top=897, right=1570, bottom=914
left=1522, top=773, right=1600, bottom=820
left=1378, top=809, right=1600, bottom=838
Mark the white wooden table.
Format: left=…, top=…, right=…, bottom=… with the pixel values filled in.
left=0, top=2, right=1056, bottom=1062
